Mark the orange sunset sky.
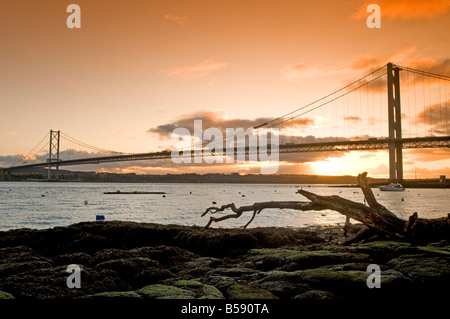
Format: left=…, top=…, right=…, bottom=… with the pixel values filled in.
left=1, top=0, right=449, bottom=178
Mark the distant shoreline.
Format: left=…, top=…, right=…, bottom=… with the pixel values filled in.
left=1, top=168, right=449, bottom=188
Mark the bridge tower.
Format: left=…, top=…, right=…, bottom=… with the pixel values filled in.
left=47, top=130, right=60, bottom=180
left=387, top=63, right=403, bottom=182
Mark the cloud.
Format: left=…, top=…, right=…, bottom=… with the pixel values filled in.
left=349, top=46, right=450, bottom=76
left=352, top=0, right=450, bottom=20
left=367, top=163, right=389, bottom=176
left=160, top=60, right=229, bottom=80
left=347, top=46, right=450, bottom=91
left=406, top=58, right=450, bottom=77
left=279, top=62, right=348, bottom=82
left=164, top=13, right=188, bottom=27
left=415, top=99, right=450, bottom=135
left=280, top=63, right=321, bottom=81
left=279, top=45, right=440, bottom=84
left=404, top=148, right=450, bottom=162
left=350, top=45, right=418, bottom=72
left=148, top=111, right=314, bottom=140
left=344, top=116, right=362, bottom=122
left=0, top=155, right=23, bottom=168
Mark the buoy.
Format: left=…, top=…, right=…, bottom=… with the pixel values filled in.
left=162, top=195, right=166, bottom=198
left=242, top=194, right=245, bottom=197
left=41, top=194, right=45, bottom=197
left=212, top=201, right=217, bottom=204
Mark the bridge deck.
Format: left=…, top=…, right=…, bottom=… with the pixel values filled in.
left=3, top=136, right=449, bottom=171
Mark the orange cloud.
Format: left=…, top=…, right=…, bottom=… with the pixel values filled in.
left=350, top=45, right=417, bottom=71
left=164, top=13, right=187, bottom=27
left=350, top=46, right=450, bottom=78
left=160, top=60, right=229, bottom=79
left=405, top=148, right=450, bottom=162
left=352, top=0, right=450, bottom=20
left=279, top=62, right=347, bottom=82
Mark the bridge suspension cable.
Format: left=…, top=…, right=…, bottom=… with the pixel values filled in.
left=254, top=64, right=388, bottom=131
left=397, top=65, right=450, bottom=82
left=262, top=71, right=386, bottom=131
left=13, top=131, right=50, bottom=166
left=60, top=132, right=127, bottom=155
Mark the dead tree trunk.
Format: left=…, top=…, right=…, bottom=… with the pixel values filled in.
left=201, top=172, right=449, bottom=244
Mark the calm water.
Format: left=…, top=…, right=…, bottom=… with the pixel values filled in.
left=0, top=182, right=448, bottom=230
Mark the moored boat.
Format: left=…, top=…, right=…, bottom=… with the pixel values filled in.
left=378, top=183, right=405, bottom=191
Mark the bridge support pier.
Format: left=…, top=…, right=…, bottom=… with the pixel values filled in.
left=47, top=130, right=60, bottom=181
left=1, top=170, right=11, bottom=181
left=387, top=63, right=403, bottom=182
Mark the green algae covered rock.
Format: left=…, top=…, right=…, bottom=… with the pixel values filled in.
left=294, top=289, right=336, bottom=300
left=136, top=284, right=195, bottom=299
left=0, top=290, right=15, bottom=299
left=388, top=255, right=450, bottom=284
left=199, top=285, right=225, bottom=299
left=247, top=247, right=370, bottom=270
left=79, top=291, right=143, bottom=300
left=173, top=280, right=225, bottom=299
left=225, top=283, right=278, bottom=299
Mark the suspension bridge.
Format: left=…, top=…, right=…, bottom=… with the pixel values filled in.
left=1, top=62, right=449, bottom=181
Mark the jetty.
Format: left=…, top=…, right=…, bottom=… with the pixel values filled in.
left=103, top=190, right=166, bottom=194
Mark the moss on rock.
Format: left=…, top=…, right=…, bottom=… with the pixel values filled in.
left=0, top=290, right=14, bottom=299
left=136, top=284, right=195, bottom=299
left=247, top=248, right=370, bottom=270
left=79, top=291, right=143, bottom=300
left=225, top=283, right=278, bottom=299
left=199, top=285, right=225, bottom=299
left=294, top=289, right=336, bottom=300
left=388, top=255, right=450, bottom=284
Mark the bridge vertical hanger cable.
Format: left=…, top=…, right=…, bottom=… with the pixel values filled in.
left=445, top=79, right=449, bottom=135
left=422, top=73, right=426, bottom=137
left=379, top=72, right=383, bottom=138
left=428, top=75, right=432, bottom=136
left=413, top=71, right=417, bottom=138
left=439, top=76, right=442, bottom=135
left=406, top=71, right=410, bottom=138
left=361, top=83, right=364, bottom=140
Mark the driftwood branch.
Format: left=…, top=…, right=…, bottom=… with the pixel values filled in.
left=201, top=172, right=450, bottom=244
left=201, top=201, right=322, bottom=229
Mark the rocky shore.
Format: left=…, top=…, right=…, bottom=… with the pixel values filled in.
left=0, top=220, right=449, bottom=302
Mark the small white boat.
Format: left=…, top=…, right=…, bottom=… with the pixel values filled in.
left=379, top=183, right=405, bottom=191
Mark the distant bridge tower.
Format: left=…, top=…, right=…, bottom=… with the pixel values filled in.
left=387, top=63, right=403, bottom=182
left=47, top=130, right=60, bottom=180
